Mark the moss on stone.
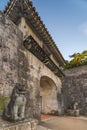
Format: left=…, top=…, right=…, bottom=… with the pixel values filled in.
left=0, top=96, right=9, bottom=112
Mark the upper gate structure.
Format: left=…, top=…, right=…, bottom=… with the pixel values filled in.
left=0, top=0, right=65, bottom=119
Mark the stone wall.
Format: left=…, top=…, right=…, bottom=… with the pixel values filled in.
left=0, top=12, right=30, bottom=119
left=0, top=12, right=29, bottom=96
left=0, top=119, right=38, bottom=130
left=18, top=17, right=59, bottom=67
left=0, top=12, right=21, bottom=96
left=24, top=50, right=62, bottom=118
left=0, top=12, right=62, bottom=120
left=62, top=65, right=87, bottom=115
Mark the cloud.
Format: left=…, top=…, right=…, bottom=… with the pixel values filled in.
left=83, top=27, right=87, bottom=34
left=80, top=23, right=87, bottom=35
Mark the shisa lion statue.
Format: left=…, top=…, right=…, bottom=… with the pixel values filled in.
left=3, top=83, right=27, bottom=121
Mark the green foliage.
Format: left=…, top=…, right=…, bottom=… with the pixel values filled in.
left=64, top=50, right=87, bottom=69
left=0, top=96, right=9, bottom=112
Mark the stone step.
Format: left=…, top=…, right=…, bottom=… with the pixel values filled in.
left=37, top=125, right=52, bottom=130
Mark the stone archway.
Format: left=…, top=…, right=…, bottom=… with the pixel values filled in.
left=40, top=76, right=58, bottom=115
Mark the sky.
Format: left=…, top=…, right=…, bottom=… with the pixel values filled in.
left=0, top=0, right=87, bottom=61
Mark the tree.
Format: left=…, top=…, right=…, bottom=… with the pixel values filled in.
left=64, top=50, right=87, bottom=69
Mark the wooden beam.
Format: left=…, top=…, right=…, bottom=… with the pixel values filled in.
left=23, top=36, right=64, bottom=77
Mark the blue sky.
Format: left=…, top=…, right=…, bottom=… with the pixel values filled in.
left=0, top=0, right=87, bottom=61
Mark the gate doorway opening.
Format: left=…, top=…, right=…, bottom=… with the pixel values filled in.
left=40, top=76, right=58, bottom=116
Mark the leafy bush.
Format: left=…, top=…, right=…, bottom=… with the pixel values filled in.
left=64, top=50, right=87, bottom=69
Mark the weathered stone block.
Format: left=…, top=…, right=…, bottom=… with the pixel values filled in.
left=0, top=120, right=38, bottom=130
left=0, top=12, right=23, bottom=97
left=63, top=65, right=87, bottom=115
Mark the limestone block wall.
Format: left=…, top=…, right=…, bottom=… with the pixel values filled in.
left=0, top=119, right=38, bottom=130
left=62, top=65, right=87, bottom=115
left=0, top=13, right=24, bottom=96
left=18, top=17, right=63, bottom=117
left=0, top=12, right=30, bottom=97
left=0, top=12, right=62, bottom=119
left=24, top=50, right=62, bottom=118
left=18, top=17, right=59, bottom=67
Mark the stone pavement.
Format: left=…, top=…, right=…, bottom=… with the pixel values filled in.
left=37, top=125, right=52, bottom=130
left=39, top=116, right=87, bottom=130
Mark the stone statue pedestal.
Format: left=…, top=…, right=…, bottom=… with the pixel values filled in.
left=0, top=118, right=38, bottom=130
left=67, top=109, right=79, bottom=116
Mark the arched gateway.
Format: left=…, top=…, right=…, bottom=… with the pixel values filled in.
left=0, top=0, right=65, bottom=119
left=40, top=76, right=58, bottom=115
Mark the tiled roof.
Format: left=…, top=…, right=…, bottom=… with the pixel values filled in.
left=4, top=0, right=66, bottom=66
